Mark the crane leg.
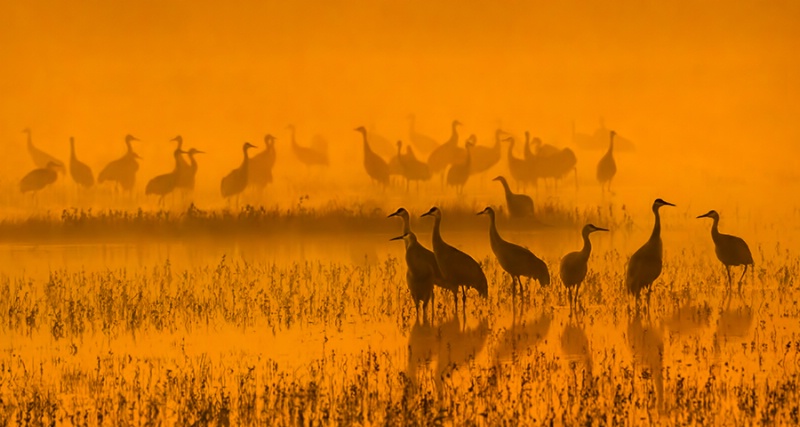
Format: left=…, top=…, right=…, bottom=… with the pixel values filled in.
left=461, top=286, right=467, bottom=313
left=738, top=265, right=748, bottom=295
left=725, top=265, right=732, bottom=288
left=453, top=289, right=459, bottom=317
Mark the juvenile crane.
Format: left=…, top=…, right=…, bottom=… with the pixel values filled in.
left=493, top=176, right=534, bottom=219
left=478, top=206, right=549, bottom=299
left=560, top=224, right=608, bottom=311
left=626, top=199, right=675, bottom=301
left=354, top=126, right=390, bottom=186
left=98, top=134, right=141, bottom=192
left=445, top=137, right=475, bottom=194
left=596, top=130, right=617, bottom=193
left=288, top=125, right=328, bottom=167
left=221, top=142, right=257, bottom=203
left=390, top=232, right=436, bottom=324
left=20, top=161, right=59, bottom=193
left=23, top=128, right=65, bottom=173
left=697, top=210, right=754, bottom=291
left=146, top=148, right=185, bottom=205
left=388, top=207, right=446, bottom=299
left=69, top=137, right=94, bottom=188
left=421, top=207, right=488, bottom=315
left=249, top=134, right=277, bottom=190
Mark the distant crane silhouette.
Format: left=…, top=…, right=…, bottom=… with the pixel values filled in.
left=697, top=210, right=754, bottom=291
left=366, top=124, right=396, bottom=159
left=407, top=114, right=440, bottom=154
left=596, top=130, right=617, bottom=193
left=221, top=142, right=257, bottom=204
left=184, top=148, right=204, bottom=193
left=445, top=137, right=475, bottom=194
left=492, top=176, right=534, bottom=219
left=388, top=141, right=405, bottom=186
left=20, top=161, right=59, bottom=193
left=171, top=136, right=192, bottom=191
left=626, top=199, right=675, bottom=303
left=398, top=144, right=432, bottom=191
left=288, top=125, right=328, bottom=167
left=68, top=137, right=94, bottom=188
left=354, top=126, right=390, bottom=186
left=505, top=136, right=532, bottom=191
left=249, top=134, right=277, bottom=190
left=97, top=134, right=141, bottom=192
left=421, top=207, right=488, bottom=316
left=146, top=148, right=185, bottom=205
left=427, top=120, right=463, bottom=175
left=560, top=224, right=608, bottom=312
left=23, top=128, right=65, bottom=173
left=469, top=130, right=503, bottom=175
left=390, top=232, right=436, bottom=324
left=478, top=206, right=549, bottom=299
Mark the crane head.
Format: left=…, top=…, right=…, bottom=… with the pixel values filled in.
left=501, top=136, right=514, bottom=144
left=244, top=142, right=257, bottom=150
left=125, top=134, right=140, bottom=143
left=697, top=210, right=719, bottom=220
left=610, top=130, right=617, bottom=138
left=22, top=128, right=31, bottom=134
left=45, top=161, right=61, bottom=169
left=387, top=207, right=409, bottom=219
left=264, top=134, right=276, bottom=143
left=452, top=120, right=462, bottom=128
left=354, top=126, right=367, bottom=133
left=170, top=135, right=183, bottom=145
left=477, top=206, right=495, bottom=217
left=653, top=199, right=676, bottom=210
left=584, top=224, right=609, bottom=234
left=492, top=175, right=506, bottom=184
left=421, top=207, right=441, bottom=218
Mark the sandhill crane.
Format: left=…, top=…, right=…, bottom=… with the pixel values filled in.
left=492, top=176, right=534, bottom=219
left=697, top=210, right=754, bottom=291
left=626, top=199, right=675, bottom=303
left=221, top=142, right=257, bottom=204
left=366, top=124, right=395, bottom=159
left=478, top=206, right=549, bottom=299
left=354, top=126, right=390, bottom=186
left=170, top=136, right=192, bottom=191
left=68, top=137, right=94, bottom=188
left=288, top=125, right=328, bottom=167
left=249, top=134, right=277, bottom=190
left=20, top=161, right=59, bottom=194
left=421, top=207, right=488, bottom=316
left=146, top=148, right=185, bottom=205
left=98, top=135, right=141, bottom=192
left=390, top=232, right=436, bottom=324
left=596, top=130, right=617, bottom=193
left=469, top=131, right=503, bottom=175
left=388, top=141, right=405, bottom=186
left=533, top=136, right=559, bottom=158
left=388, top=207, right=449, bottom=303
left=427, top=120, right=463, bottom=175
left=560, top=224, right=608, bottom=312
left=184, top=148, right=203, bottom=193
left=23, top=128, right=65, bottom=173
left=445, top=137, right=474, bottom=194
left=407, top=114, right=439, bottom=154
left=398, top=145, right=432, bottom=190
left=505, top=136, right=533, bottom=191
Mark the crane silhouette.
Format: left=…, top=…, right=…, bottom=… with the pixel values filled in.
left=697, top=210, right=754, bottom=292
left=354, top=126, right=390, bottom=186
left=288, top=125, right=328, bottom=167
left=184, top=148, right=204, bottom=194
left=68, top=137, right=94, bottom=188
left=478, top=206, right=549, bottom=299
left=145, top=148, right=185, bottom=205
left=421, top=207, right=488, bottom=317
left=388, top=141, right=405, bottom=186
left=171, top=136, right=192, bottom=192
left=221, top=142, right=257, bottom=205
left=626, top=199, right=675, bottom=305
left=97, top=134, right=141, bottom=193
left=445, top=137, right=474, bottom=194
left=390, top=232, right=436, bottom=324
left=20, top=161, right=60, bottom=194
left=249, top=134, right=277, bottom=191
left=493, top=176, right=534, bottom=219
left=560, top=224, right=608, bottom=312
left=23, top=128, right=65, bottom=173
left=596, top=130, right=617, bottom=193
left=398, top=144, right=432, bottom=191
left=505, top=136, right=533, bottom=191
left=407, top=114, right=439, bottom=154
left=469, top=131, right=503, bottom=176
left=427, top=120, right=463, bottom=175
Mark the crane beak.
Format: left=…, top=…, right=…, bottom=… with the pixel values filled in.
left=387, top=211, right=398, bottom=218
left=196, top=150, right=206, bottom=154
left=477, top=208, right=488, bottom=215
left=663, top=201, right=676, bottom=207
left=595, top=227, right=609, bottom=232
left=389, top=235, right=405, bottom=241
left=696, top=212, right=710, bottom=219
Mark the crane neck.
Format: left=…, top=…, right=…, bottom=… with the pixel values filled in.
left=360, top=132, right=372, bottom=155
left=497, top=178, right=512, bottom=196
left=580, top=231, right=593, bottom=258
left=431, top=215, right=443, bottom=248
left=447, top=124, right=459, bottom=146
left=507, top=140, right=515, bottom=157
left=26, top=131, right=33, bottom=148
left=290, top=127, right=297, bottom=147
left=608, top=133, right=615, bottom=154
left=242, top=146, right=251, bottom=171
left=487, top=212, right=502, bottom=247
left=401, top=215, right=411, bottom=235
left=188, top=154, right=198, bottom=171
left=70, top=140, right=76, bottom=158
left=709, top=216, right=721, bottom=240
left=649, top=208, right=662, bottom=242
left=172, top=151, right=183, bottom=171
